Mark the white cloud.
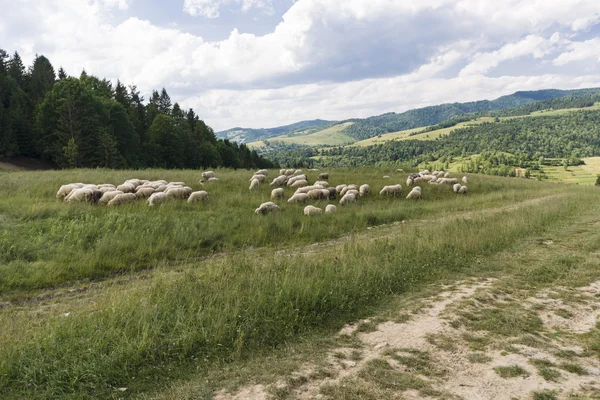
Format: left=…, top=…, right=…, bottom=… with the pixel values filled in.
left=553, top=38, right=600, bottom=66
left=183, top=0, right=274, bottom=18
left=459, top=35, right=556, bottom=77
left=2, top=0, right=600, bottom=130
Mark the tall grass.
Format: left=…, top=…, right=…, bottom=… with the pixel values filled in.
left=0, top=183, right=591, bottom=399
left=0, top=168, right=558, bottom=292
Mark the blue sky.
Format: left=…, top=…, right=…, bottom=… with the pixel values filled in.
left=2, top=0, right=600, bottom=131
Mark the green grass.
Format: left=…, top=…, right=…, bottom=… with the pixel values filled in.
left=532, top=389, right=559, bottom=400
left=267, top=122, right=356, bottom=146
left=494, top=365, right=530, bottom=378
left=0, top=168, right=559, bottom=293
left=0, top=168, right=598, bottom=399
left=467, top=353, right=492, bottom=363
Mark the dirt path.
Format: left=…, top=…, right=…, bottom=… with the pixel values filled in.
left=216, top=277, right=600, bottom=400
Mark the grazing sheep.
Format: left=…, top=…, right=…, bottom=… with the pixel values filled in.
left=65, top=188, right=94, bottom=203
left=325, top=204, right=337, bottom=213
left=188, top=191, right=209, bottom=202
left=444, top=172, right=450, bottom=178
left=335, top=184, right=348, bottom=193
left=462, top=176, right=468, bottom=184
left=202, top=171, right=215, bottom=179
left=307, top=189, right=328, bottom=200
left=359, top=184, right=370, bottom=197
left=147, top=192, right=167, bottom=206
left=250, top=174, right=266, bottom=183
left=117, top=183, right=135, bottom=193
left=379, top=184, right=402, bottom=196
left=291, top=179, right=309, bottom=188
left=279, top=169, right=286, bottom=175
left=107, top=193, right=136, bottom=206
left=256, top=169, right=268, bottom=176
left=293, top=169, right=303, bottom=176
left=345, top=189, right=359, bottom=197
left=288, top=193, right=309, bottom=204
left=154, top=184, right=168, bottom=192
left=284, top=169, right=295, bottom=176
left=339, top=193, right=357, bottom=205
left=56, top=184, right=79, bottom=199
left=249, top=179, right=260, bottom=190
left=396, top=169, right=404, bottom=173
left=99, top=190, right=124, bottom=205
left=255, top=201, right=280, bottom=214
left=314, top=180, right=329, bottom=188
left=453, top=183, right=462, bottom=193
left=340, top=185, right=358, bottom=196
left=304, top=205, right=322, bottom=216
left=383, top=175, right=390, bottom=179
left=97, top=186, right=116, bottom=194
left=135, top=187, right=155, bottom=199
left=406, top=188, right=422, bottom=200
left=318, top=173, right=329, bottom=180
left=207, top=177, right=219, bottom=183
left=406, top=177, right=414, bottom=186
left=287, top=175, right=307, bottom=186
left=271, top=188, right=285, bottom=199
left=97, top=183, right=115, bottom=189
left=458, top=185, right=468, bottom=194
left=270, top=175, right=288, bottom=187
left=165, top=187, right=189, bottom=199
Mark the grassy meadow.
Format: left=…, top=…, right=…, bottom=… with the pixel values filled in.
left=0, top=167, right=599, bottom=399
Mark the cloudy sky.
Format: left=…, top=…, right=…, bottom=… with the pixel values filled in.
left=2, top=0, right=600, bottom=131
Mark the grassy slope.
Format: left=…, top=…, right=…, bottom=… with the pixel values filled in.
left=0, top=169, right=596, bottom=399
left=258, top=122, right=356, bottom=146
left=544, top=157, right=600, bottom=185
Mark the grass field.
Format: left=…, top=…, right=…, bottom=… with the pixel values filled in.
left=1, top=168, right=599, bottom=399
left=543, top=157, right=600, bottom=185
left=248, top=122, right=356, bottom=148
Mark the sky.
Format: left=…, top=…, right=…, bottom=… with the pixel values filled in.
left=2, top=0, right=600, bottom=131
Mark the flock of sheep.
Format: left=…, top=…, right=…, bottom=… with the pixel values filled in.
left=55, top=168, right=469, bottom=215
left=55, top=170, right=219, bottom=206
left=252, top=168, right=469, bottom=216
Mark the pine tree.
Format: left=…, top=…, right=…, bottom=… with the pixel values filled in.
left=58, top=67, right=67, bottom=80
left=158, top=88, right=172, bottom=115
left=29, top=55, right=56, bottom=105
left=8, top=52, right=27, bottom=89
left=114, top=80, right=130, bottom=108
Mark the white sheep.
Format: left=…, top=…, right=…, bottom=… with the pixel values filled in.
left=359, top=184, right=370, bottom=197
left=56, top=184, right=79, bottom=199
left=318, top=173, right=329, bottom=180
left=271, top=188, right=285, bottom=199
left=117, top=183, right=135, bottom=193
left=340, top=185, right=358, bottom=196
left=406, top=188, right=422, bottom=200
left=188, top=191, right=209, bottom=202
left=335, top=184, right=348, bottom=193
left=165, top=187, right=189, bottom=199
left=458, top=185, right=468, bottom=194
left=291, top=179, right=309, bottom=188
left=256, top=169, right=268, bottom=176
left=148, top=192, right=167, bottom=206
left=379, top=184, right=402, bottom=196
left=307, top=189, right=328, bottom=200
left=314, top=181, right=329, bottom=188
left=66, top=188, right=93, bottom=203
left=293, top=169, right=303, bottom=176
left=270, top=175, right=288, bottom=187
left=250, top=174, right=267, bottom=183
left=279, top=169, right=286, bottom=175
left=207, top=177, right=219, bottom=183
left=383, top=175, right=390, bottom=179
left=99, top=190, right=124, bottom=205
left=135, top=187, right=155, bottom=198
left=325, top=204, right=337, bottom=213
left=255, top=202, right=280, bottom=214
left=249, top=179, right=260, bottom=190
left=462, top=176, right=468, bottom=184
left=202, top=171, right=215, bottom=179
left=108, top=193, right=136, bottom=206
left=284, top=169, right=295, bottom=176
left=453, top=183, right=462, bottom=193
left=287, top=175, right=307, bottom=186
left=444, top=172, right=450, bottom=178
left=406, top=177, right=413, bottom=186
left=287, top=193, right=309, bottom=204
left=339, top=193, right=357, bottom=205
left=304, top=205, right=322, bottom=216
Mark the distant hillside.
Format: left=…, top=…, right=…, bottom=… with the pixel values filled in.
left=218, top=88, right=600, bottom=145
left=342, top=88, right=600, bottom=140
left=216, top=119, right=336, bottom=143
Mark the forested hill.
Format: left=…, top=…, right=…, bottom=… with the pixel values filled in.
left=0, top=48, right=275, bottom=170
left=216, top=119, right=336, bottom=143
left=268, top=108, right=600, bottom=168
left=342, top=88, right=600, bottom=140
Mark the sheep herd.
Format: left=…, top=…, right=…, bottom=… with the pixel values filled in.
left=55, top=168, right=469, bottom=216
left=251, top=168, right=469, bottom=216
left=56, top=171, right=218, bottom=206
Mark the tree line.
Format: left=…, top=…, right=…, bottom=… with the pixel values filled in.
left=0, top=48, right=275, bottom=169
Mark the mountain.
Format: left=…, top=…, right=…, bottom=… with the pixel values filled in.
left=216, top=119, right=336, bottom=143
left=218, top=88, right=600, bottom=144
